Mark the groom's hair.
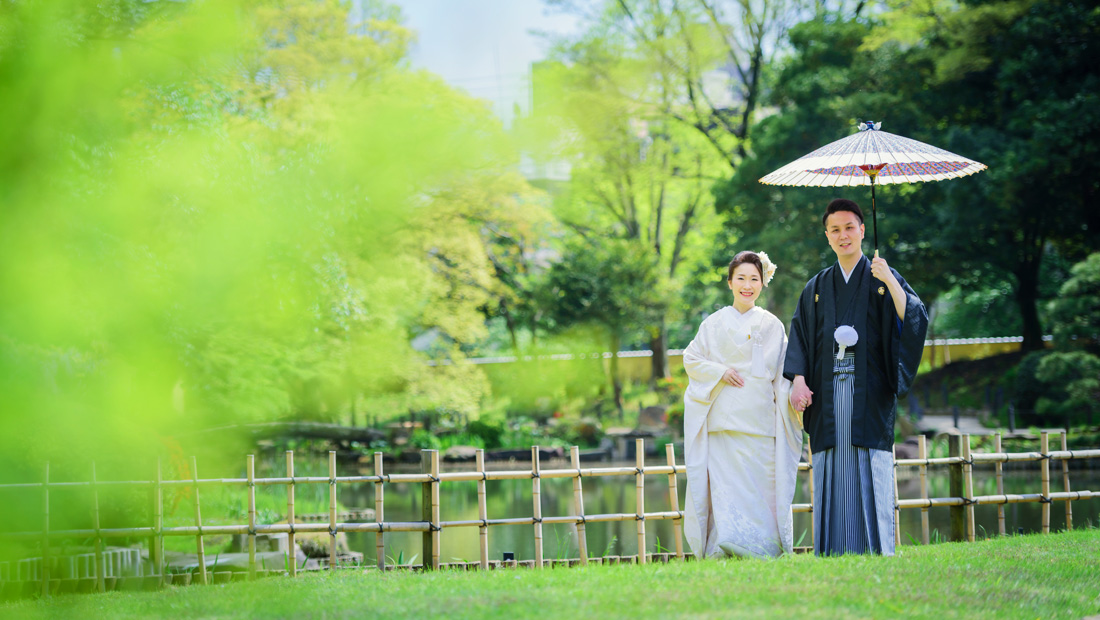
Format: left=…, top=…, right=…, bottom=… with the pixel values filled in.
left=822, top=198, right=864, bottom=227
left=728, top=251, right=764, bottom=281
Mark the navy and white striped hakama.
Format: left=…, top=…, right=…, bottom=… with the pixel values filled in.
left=812, top=351, right=895, bottom=556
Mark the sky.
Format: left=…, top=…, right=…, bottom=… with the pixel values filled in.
left=388, top=0, right=581, bottom=127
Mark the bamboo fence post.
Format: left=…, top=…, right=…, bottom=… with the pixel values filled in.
left=569, top=446, right=588, bottom=565
left=892, top=444, right=901, bottom=548
left=92, top=462, right=104, bottom=593
left=994, top=433, right=1005, bottom=536
left=635, top=439, right=646, bottom=564
left=476, top=449, right=489, bottom=570
left=420, top=451, right=431, bottom=571
left=328, top=450, right=338, bottom=570
left=153, top=459, right=163, bottom=586
left=41, top=462, right=50, bottom=597
left=664, top=442, right=683, bottom=559
left=374, top=452, right=385, bottom=571
left=1040, top=431, right=1050, bottom=534
left=1061, top=430, right=1073, bottom=531
left=918, top=435, right=929, bottom=545
left=431, top=450, right=441, bottom=570
left=531, top=446, right=543, bottom=569
left=247, top=454, right=256, bottom=580
left=948, top=435, right=964, bottom=541
left=287, top=451, right=297, bottom=578
left=807, top=436, right=815, bottom=549
left=192, top=456, right=207, bottom=585
left=962, top=434, right=975, bottom=542
left=420, top=450, right=440, bottom=571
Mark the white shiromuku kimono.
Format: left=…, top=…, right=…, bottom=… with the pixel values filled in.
left=682, top=305, right=804, bottom=559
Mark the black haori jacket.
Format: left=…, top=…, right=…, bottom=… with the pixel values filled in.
left=783, top=256, right=928, bottom=454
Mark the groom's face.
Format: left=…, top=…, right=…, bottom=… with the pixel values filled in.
left=825, top=211, right=865, bottom=259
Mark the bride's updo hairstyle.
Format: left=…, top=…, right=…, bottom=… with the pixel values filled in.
left=727, top=251, right=764, bottom=282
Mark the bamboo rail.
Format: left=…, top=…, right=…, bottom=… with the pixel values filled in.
left=1, top=434, right=1097, bottom=598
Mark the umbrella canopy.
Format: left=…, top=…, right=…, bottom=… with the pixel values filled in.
left=758, top=121, right=987, bottom=249
left=759, top=121, right=987, bottom=187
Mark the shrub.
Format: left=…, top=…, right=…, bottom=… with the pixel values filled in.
left=1035, top=351, right=1100, bottom=427
left=407, top=428, right=441, bottom=451
left=467, top=418, right=505, bottom=449
left=1048, top=252, right=1100, bottom=354
left=563, top=416, right=604, bottom=447
left=1003, top=350, right=1052, bottom=419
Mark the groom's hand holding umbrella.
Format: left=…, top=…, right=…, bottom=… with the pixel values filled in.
left=871, top=250, right=907, bottom=320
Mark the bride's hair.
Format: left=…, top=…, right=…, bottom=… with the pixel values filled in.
left=728, top=251, right=763, bottom=281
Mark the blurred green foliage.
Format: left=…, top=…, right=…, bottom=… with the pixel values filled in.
left=0, top=0, right=548, bottom=480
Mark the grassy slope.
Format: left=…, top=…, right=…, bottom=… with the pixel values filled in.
left=5, top=529, right=1099, bottom=620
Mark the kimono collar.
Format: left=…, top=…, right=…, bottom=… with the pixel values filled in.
left=726, top=304, right=760, bottom=322
left=838, top=253, right=866, bottom=283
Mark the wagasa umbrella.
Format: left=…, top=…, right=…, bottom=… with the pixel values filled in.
left=759, top=121, right=987, bottom=250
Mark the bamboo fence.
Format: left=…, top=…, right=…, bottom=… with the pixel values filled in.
left=1, top=432, right=1098, bottom=597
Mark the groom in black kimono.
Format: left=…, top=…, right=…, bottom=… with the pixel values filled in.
left=784, top=199, right=928, bottom=556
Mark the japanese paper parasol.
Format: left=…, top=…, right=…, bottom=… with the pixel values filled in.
left=759, top=121, right=987, bottom=251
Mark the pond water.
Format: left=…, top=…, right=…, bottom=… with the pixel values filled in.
left=340, top=460, right=1100, bottom=563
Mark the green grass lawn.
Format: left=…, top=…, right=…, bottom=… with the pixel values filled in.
left=5, top=529, right=1099, bottom=619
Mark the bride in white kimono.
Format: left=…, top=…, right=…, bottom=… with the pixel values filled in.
left=683, top=251, right=804, bottom=558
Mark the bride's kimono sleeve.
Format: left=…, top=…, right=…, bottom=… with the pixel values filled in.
left=681, top=316, right=728, bottom=558
left=682, top=319, right=728, bottom=406
left=770, top=325, right=805, bottom=553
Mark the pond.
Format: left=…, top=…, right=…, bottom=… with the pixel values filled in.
left=339, top=459, right=1100, bottom=563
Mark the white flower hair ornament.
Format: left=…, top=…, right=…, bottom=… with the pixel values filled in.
left=757, top=251, right=777, bottom=287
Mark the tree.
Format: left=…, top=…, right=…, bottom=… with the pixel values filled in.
left=715, top=16, right=954, bottom=322
left=1048, top=253, right=1100, bottom=354
left=540, top=239, right=667, bottom=415
left=1031, top=253, right=1100, bottom=426
left=718, top=1, right=1100, bottom=346
left=865, top=0, right=1100, bottom=350
left=530, top=2, right=749, bottom=380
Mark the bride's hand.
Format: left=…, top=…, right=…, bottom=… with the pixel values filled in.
left=790, top=376, right=813, bottom=412
left=721, top=367, right=744, bottom=387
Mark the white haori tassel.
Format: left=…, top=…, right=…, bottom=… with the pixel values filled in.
left=835, top=325, right=858, bottom=360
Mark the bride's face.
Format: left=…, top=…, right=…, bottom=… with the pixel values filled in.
left=728, top=263, right=762, bottom=307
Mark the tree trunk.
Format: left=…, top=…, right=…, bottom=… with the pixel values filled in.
left=610, top=332, right=624, bottom=419
left=500, top=300, right=520, bottom=356
left=1015, top=259, right=1044, bottom=352
left=649, top=323, right=670, bottom=385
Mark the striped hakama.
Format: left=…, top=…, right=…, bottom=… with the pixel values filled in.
left=812, top=351, right=896, bottom=556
